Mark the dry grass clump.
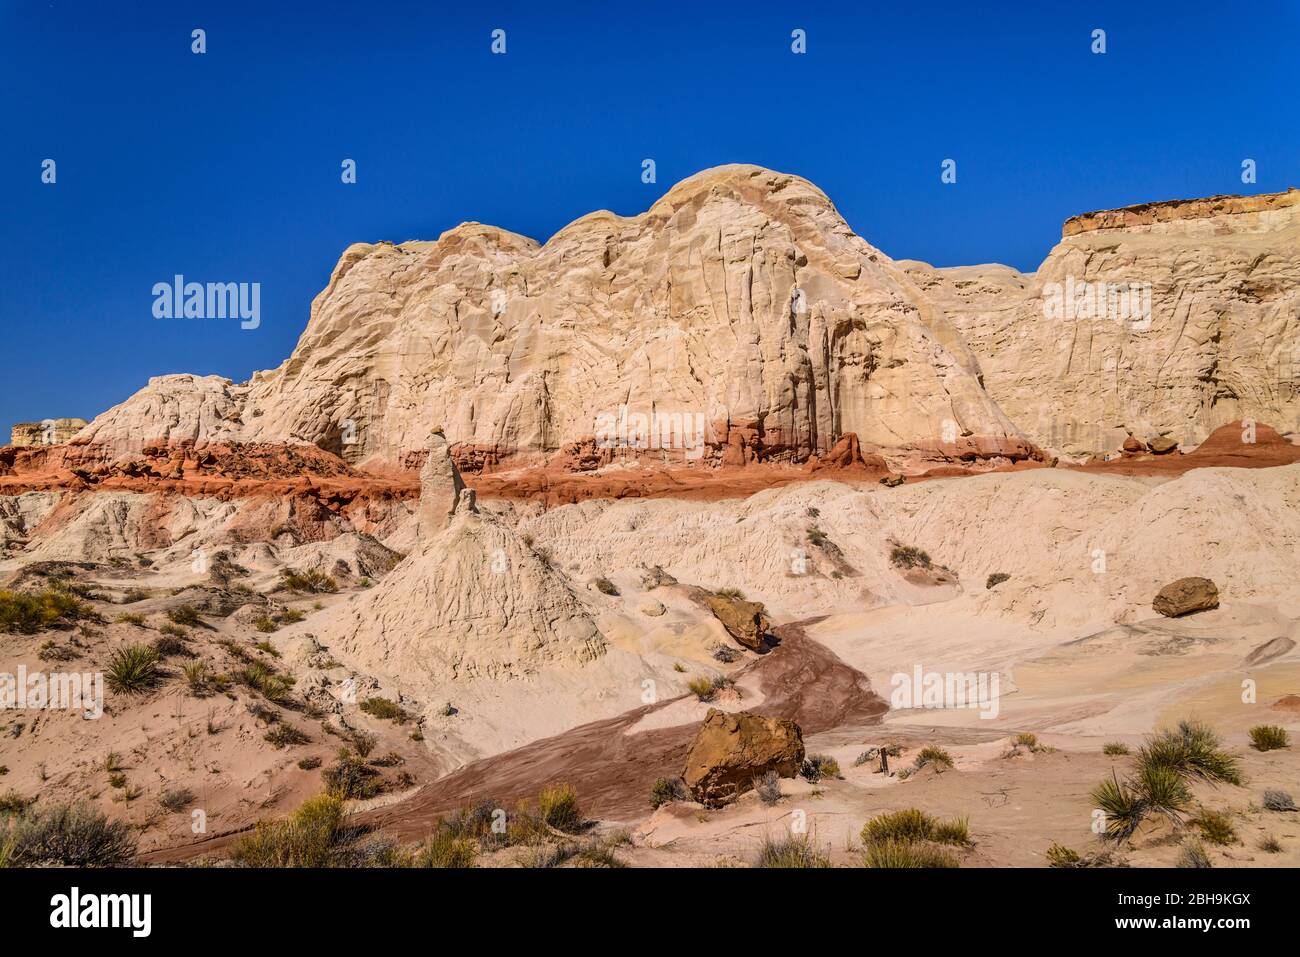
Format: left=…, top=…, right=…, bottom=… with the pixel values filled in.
left=158, top=787, right=195, bottom=813
left=800, top=754, right=842, bottom=782
left=279, top=569, right=338, bottom=594
left=232, top=794, right=348, bottom=867
left=650, top=777, right=689, bottom=809
left=889, top=545, right=931, bottom=569
left=1188, top=807, right=1237, bottom=846
left=1103, top=741, right=1130, bottom=756
left=752, top=770, right=783, bottom=806
left=0, top=801, right=136, bottom=866
left=1248, top=725, right=1290, bottom=752
left=755, top=832, right=831, bottom=868
left=359, top=697, right=405, bottom=722
left=860, top=808, right=970, bottom=848
left=688, top=676, right=717, bottom=701
left=862, top=839, right=959, bottom=868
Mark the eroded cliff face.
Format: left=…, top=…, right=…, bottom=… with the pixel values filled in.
left=67, top=165, right=1028, bottom=470
left=903, top=188, right=1300, bottom=457
left=57, top=172, right=1300, bottom=466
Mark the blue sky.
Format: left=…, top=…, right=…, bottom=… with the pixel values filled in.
left=2, top=0, right=1297, bottom=429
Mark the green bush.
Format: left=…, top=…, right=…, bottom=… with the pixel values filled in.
left=862, top=839, right=958, bottom=868
left=280, top=569, right=338, bottom=594
left=860, top=808, right=970, bottom=847
left=1189, top=808, right=1237, bottom=846
left=1103, top=741, right=1130, bottom=756
left=0, top=587, right=93, bottom=633
left=359, top=697, right=404, bottom=722
left=265, top=724, right=312, bottom=749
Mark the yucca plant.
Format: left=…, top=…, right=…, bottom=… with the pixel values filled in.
left=105, top=644, right=160, bottom=694
left=1091, top=772, right=1146, bottom=841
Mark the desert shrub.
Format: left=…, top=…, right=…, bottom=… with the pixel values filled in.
left=120, top=587, right=148, bottom=604
left=1138, top=719, right=1242, bottom=785
left=538, top=783, right=583, bottom=833
left=253, top=639, right=279, bottom=657
left=37, top=640, right=76, bottom=662
left=322, top=752, right=380, bottom=800
left=151, top=633, right=190, bottom=658
left=167, top=605, right=202, bottom=627
left=711, top=645, right=742, bottom=663
left=280, top=569, right=338, bottom=594
left=115, top=612, right=146, bottom=626
left=1103, top=741, right=1130, bottom=756
left=805, top=526, right=828, bottom=547
left=914, top=745, right=954, bottom=772
left=985, top=572, right=1010, bottom=589
left=1262, top=789, right=1297, bottom=811
left=862, top=839, right=958, bottom=868
left=159, top=787, right=195, bottom=813
left=1014, top=732, right=1039, bottom=749
left=860, top=808, right=970, bottom=847
left=752, top=770, right=783, bottom=806
left=297, top=756, right=322, bottom=771
left=0, top=587, right=93, bottom=634
left=1189, top=808, right=1237, bottom=846
left=413, top=830, right=477, bottom=868
left=1248, top=725, right=1290, bottom=752
left=359, top=697, right=404, bottom=722
left=232, top=794, right=346, bottom=867
left=253, top=616, right=277, bottom=633
left=801, top=754, right=841, bottom=782
left=158, top=622, right=188, bottom=639
left=105, top=643, right=160, bottom=694
left=889, top=545, right=931, bottom=569
left=687, top=676, right=716, bottom=701
left=1176, top=838, right=1212, bottom=869
left=594, top=577, right=619, bottom=596
left=755, top=832, right=831, bottom=868
left=0, top=791, right=30, bottom=815
left=714, top=588, right=745, bottom=601
left=0, top=802, right=136, bottom=866
left=265, top=724, right=312, bottom=749
left=650, top=777, right=690, bottom=809
left=279, top=608, right=306, bottom=624
left=1259, top=835, right=1282, bottom=853
left=348, top=730, right=377, bottom=757
left=1046, top=842, right=1082, bottom=867
left=107, top=772, right=127, bottom=789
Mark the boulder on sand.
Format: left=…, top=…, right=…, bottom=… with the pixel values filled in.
left=682, top=709, right=805, bottom=807
left=704, top=594, right=771, bottom=651
left=1152, top=576, right=1219, bottom=617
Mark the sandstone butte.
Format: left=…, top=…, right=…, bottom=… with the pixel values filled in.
left=4, top=165, right=1299, bottom=503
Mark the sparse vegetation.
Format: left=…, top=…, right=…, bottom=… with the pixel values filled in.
left=650, top=777, right=690, bottom=809
left=105, top=643, right=160, bottom=694
left=412, top=829, right=478, bottom=868
left=805, top=526, right=828, bottom=547
left=253, top=615, right=278, bottom=633
left=360, top=697, right=405, bottom=722
left=889, top=544, right=931, bottom=569
left=1103, top=741, right=1131, bottom=756
left=0, top=587, right=94, bottom=634
left=279, top=569, right=338, bottom=594
left=860, top=808, right=970, bottom=847
left=752, top=770, right=782, bottom=806
left=235, top=661, right=292, bottom=702
left=537, top=783, right=583, bottom=833
left=159, top=787, right=195, bottom=813
left=862, top=839, right=959, bottom=868
left=1046, top=842, right=1082, bottom=867
left=1259, top=835, right=1282, bottom=853
left=322, top=751, right=380, bottom=800
left=1248, top=725, right=1290, bottom=752
left=594, top=577, right=619, bottom=596
left=265, top=724, right=312, bottom=749
left=181, top=660, right=213, bottom=695
left=120, top=587, right=148, bottom=604
left=985, top=572, right=1010, bottom=589
left=801, top=754, right=841, bottom=782
left=714, top=588, right=745, bottom=601
left=232, top=794, right=347, bottom=867
left=1189, top=807, right=1237, bottom=846
left=913, top=745, right=954, bottom=772
left=167, top=605, right=202, bottom=627
left=687, top=676, right=717, bottom=701
left=711, top=645, right=742, bottom=664
left=0, top=801, right=136, bottom=866
left=1176, top=837, right=1212, bottom=869
left=297, top=757, right=322, bottom=771
left=755, top=832, right=831, bottom=868
left=115, top=612, right=147, bottom=627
